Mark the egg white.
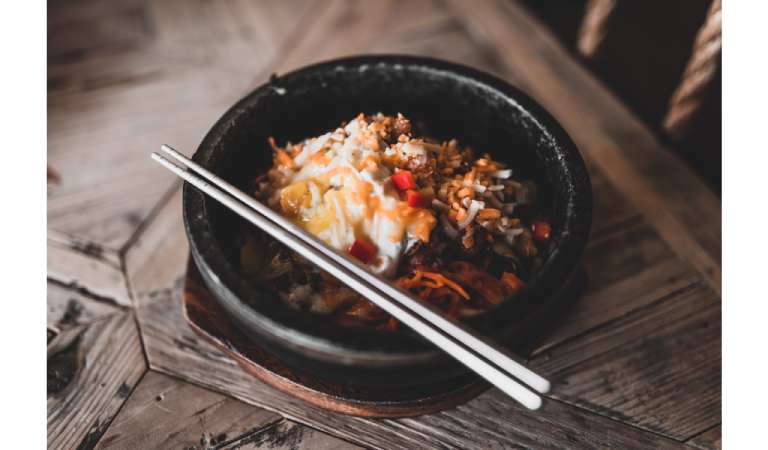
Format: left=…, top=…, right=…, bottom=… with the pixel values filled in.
left=275, top=116, right=429, bottom=277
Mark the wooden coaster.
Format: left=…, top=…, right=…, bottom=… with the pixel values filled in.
left=182, top=258, right=489, bottom=418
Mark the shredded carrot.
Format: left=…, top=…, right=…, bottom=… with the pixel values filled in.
left=408, top=271, right=423, bottom=284
left=419, top=272, right=470, bottom=300
left=421, top=280, right=442, bottom=289
left=397, top=271, right=422, bottom=289
left=501, top=272, right=524, bottom=292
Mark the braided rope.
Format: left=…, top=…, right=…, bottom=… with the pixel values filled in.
left=577, top=0, right=618, bottom=57
left=663, top=0, right=722, bottom=139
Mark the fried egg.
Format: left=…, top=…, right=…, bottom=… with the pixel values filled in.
left=271, top=116, right=436, bottom=277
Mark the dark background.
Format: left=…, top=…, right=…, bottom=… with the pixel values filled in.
left=522, top=0, right=721, bottom=192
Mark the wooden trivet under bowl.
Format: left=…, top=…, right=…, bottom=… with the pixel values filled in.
left=182, top=258, right=491, bottom=418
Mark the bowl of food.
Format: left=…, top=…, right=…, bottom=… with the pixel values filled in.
left=183, top=55, right=592, bottom=386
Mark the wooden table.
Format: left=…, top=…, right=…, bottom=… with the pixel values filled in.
left=47, top=1, right=721, bottom=448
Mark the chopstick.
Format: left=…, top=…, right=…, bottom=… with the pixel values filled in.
left=160, top=145, right=551, bottom=395
left=152, top=145, right=550, bottom=410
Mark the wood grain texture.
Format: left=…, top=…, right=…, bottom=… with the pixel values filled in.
left=48, top=228, right=122, bottom=267
left=48, top=0, right=312, bottom=250
left=587, top=162, right=641, bottom=236
left=367, top=13, right=506, bottom=80
left=48, top=239, right=132, bottom=307
left=48, top=312, right=146, bottom=450
left=222, top=419, right=363, bottom=450
left=48, top=281, right=123, bottom=335
left=138, top=288, right=685, bottom=449
left=95, top=371, right=282, bottom=450
left=687, top=424, right=721, bottom=450
left=269, top=0, right=502, bottom=80
left=532, top=220, right=701, bottom=356
left=447, top=0, right=721, bottom=295
left=124, top=183, right=187, bottom=307
left=272, top=0, right=438, bottom=75
left=138, top=284, right=256, bottom=385
left=532, top=284, right=721, bottom=440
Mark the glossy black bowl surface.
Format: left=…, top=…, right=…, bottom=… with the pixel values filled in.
left=183, top=55, right=592, bottom=385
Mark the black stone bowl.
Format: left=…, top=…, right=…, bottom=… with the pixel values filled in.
left=183, top=55, right=592, bottom=387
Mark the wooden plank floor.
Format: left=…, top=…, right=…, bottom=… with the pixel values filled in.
left=47, top=0, right=721, bottom=448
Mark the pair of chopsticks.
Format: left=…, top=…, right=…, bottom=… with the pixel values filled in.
left=152, top=144, right=550, bottom=410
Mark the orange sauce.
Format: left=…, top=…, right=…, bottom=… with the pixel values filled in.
left=380, top=201, right=437, bottom=242
left=356, top=154, right=380, bottom=172
left=274, top=149, right=295, bottom=169
left=308, top=149, right=331, bottom=165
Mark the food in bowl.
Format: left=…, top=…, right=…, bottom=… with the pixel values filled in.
left=240, top=113, right=551, bottom=330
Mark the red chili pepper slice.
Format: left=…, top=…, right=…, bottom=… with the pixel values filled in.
left=406, top=189, right=428, bottom=208
left=532, top=219, right=551, bottom=243
left=349, top=238, right=377, bottom=264
left=390, top=170, right=416, bottom=191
